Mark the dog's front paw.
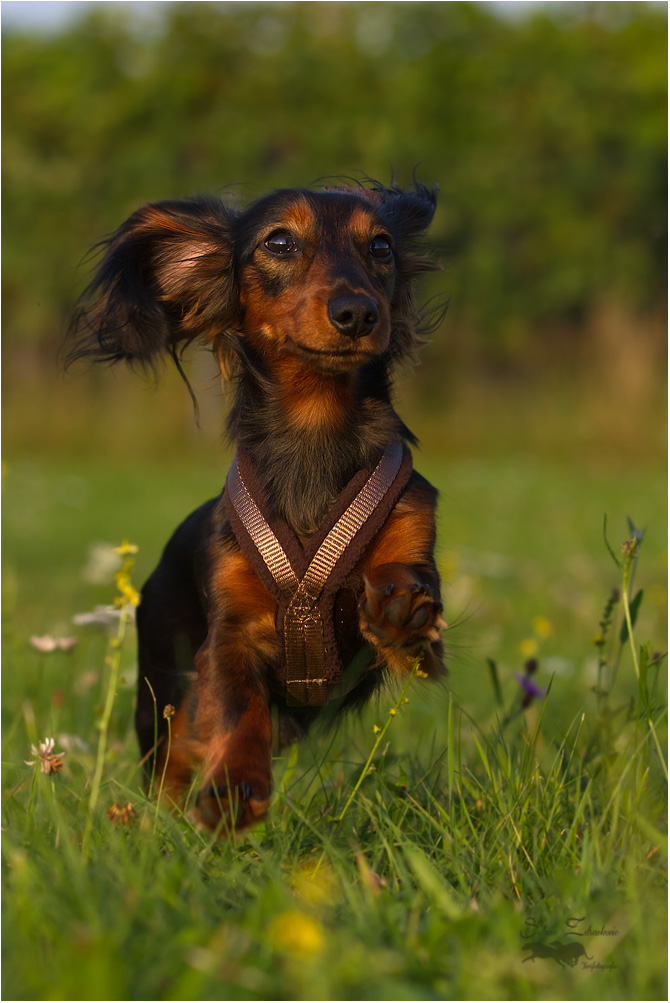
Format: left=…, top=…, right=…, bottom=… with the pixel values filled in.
left=195, top=775, right=270, bottom=833
left=358, top=563, right=445, bottom=675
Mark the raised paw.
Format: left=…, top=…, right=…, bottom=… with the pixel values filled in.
left=359, top=565, right=447, bottom=674
left=195, top=775, right=270, bottom=834
left=358, top=562, right=446, bottom=673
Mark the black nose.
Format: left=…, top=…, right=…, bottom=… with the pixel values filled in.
left=327, top=294, right=379, bottom=340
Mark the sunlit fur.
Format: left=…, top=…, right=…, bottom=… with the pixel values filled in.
left=67, top=181, right=446, bottom=831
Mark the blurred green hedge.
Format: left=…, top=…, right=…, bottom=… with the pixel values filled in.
left=2, top=1, right=667, bottom=367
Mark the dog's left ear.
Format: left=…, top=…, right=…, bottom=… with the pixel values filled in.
left=359, top=182, right=441, bottom=362
left=360, top=182, right=438, bottom=241
left=377, top=183, right=438, bottom=237
left=360, top=182, right=440, bottom=284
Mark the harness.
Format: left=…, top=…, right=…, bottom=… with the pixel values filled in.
left=225, top=440, right=413, bottom=706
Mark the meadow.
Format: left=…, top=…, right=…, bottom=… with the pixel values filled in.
left=2, top=373, right=667, bottom=1001
left=2, top=3, right=667, bottom=998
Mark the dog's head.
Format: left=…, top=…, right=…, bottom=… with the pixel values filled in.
left=67, top=182, right=440, bottom=381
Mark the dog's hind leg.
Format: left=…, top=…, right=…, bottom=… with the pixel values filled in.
left=135, top=567, right=206, bottom=793
left=135, top=504, right=212, bottom=797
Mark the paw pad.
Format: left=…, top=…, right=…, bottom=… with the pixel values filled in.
left=359, top=575, right=445, bottom=649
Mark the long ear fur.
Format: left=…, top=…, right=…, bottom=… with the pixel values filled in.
left=66, top=197, right=240, bottom=372
left=360, top=181, right=443, bottom=363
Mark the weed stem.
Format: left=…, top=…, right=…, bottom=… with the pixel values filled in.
left=82, top=604, right=131, bottom=854
left=333, top=658, right=423, bottom=826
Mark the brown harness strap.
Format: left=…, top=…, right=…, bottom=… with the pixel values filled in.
left=225, top=440, right=411, bottom=705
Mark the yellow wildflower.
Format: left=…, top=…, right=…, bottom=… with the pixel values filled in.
left=532, top=616, right=553, bottom=639
left=113, top=541, right=139, bottom=556
left=291, top=862, right=336, bottom=906
left=114, top=570, right=141, bottom=608
left=520, top=638, right=538, bottom=658
left=269, top=910, right=325, bottom=958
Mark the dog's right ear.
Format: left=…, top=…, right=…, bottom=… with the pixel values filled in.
left=66, top=197, right=240, bottom=372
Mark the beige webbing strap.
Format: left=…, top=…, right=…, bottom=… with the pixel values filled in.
left=226, top=462, right=299, bottom=595
left=227, top=440, right=404, bottom=705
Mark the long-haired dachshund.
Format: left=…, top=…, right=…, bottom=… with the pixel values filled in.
left=68, top=180, right=446, bottom=830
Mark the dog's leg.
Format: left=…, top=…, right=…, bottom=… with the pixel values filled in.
left=135, top=503, right=212, bottom=801
left=358, top=561, right=445, bottom=677
left=193, top=548, right=281, bottom=832
left=357, top=479, right=446, bottom=678
left=193, top=620, right=277, bottom=831
left=136, top=575, right=205, bottom=804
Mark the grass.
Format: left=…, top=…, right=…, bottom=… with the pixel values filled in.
left=1, top=442, right=667, bottom=1001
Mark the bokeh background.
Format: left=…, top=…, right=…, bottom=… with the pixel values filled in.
left=3, top=0, right=666, bottom=666
left=3, top=0, right=667, bottom=457
left=1, top=4, right=667, bottom=999
left=1, top=0, right=666, bottom=713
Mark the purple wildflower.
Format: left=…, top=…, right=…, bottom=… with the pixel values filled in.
left=515, top=672, right=547, bottom=709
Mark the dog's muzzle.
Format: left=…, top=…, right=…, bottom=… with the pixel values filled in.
left=327, top=294, right=379, bottom=340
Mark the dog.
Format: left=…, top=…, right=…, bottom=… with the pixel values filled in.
left=68, top=180, right=446, bottom=830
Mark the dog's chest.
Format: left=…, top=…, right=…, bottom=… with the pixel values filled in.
left=225, top=441, right=413, bottom=704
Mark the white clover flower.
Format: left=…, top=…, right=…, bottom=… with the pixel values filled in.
left=29, top=635, right=77, bottom=653
left=25, top=737, right=66, bottom=775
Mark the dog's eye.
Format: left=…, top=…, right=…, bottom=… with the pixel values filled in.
left=264, top=231, right=296, bottom=255
left=369, top=235, right=393, bottom=259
